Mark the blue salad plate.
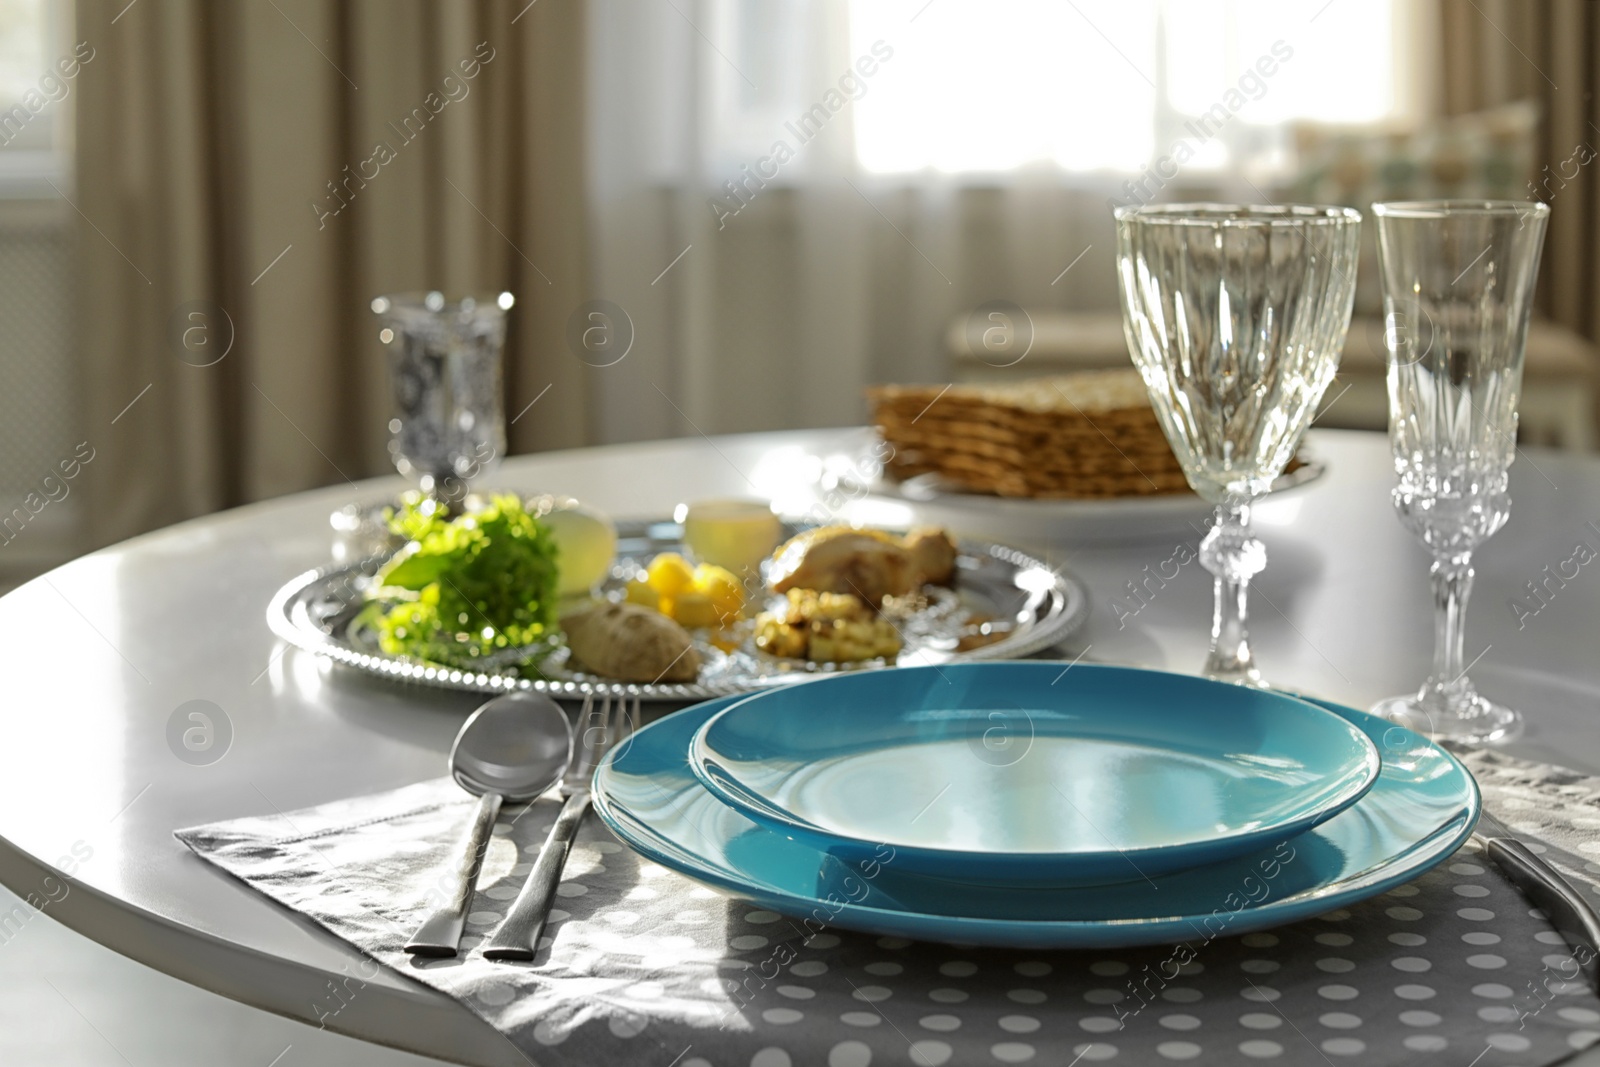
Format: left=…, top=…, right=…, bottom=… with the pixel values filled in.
left=592, top=669, right=1479, bottom=950
left=688, top=664, right=1381, bottom=886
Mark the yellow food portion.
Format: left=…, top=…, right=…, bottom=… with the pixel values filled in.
left=637, top=555, right=747, bottom=628
left=755, top=589, right=903, bottom=663
left=646, top=552, right=696, bottom=598
left=694, top=563, right=744, bottom=618
left=707, top=628, right=743, bottom=653
left=673, top=590, right=720, bottom=629
left=624, top=578, right=659, bottom=610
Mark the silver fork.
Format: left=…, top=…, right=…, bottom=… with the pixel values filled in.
left=482, top=691, right=638, bottom=961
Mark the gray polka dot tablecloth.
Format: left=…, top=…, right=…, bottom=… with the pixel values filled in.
left=178, top=748, right=1600, bottom=1067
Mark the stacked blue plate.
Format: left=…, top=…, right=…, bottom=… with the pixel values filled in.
left=592, top=663, right=1479, bottom=949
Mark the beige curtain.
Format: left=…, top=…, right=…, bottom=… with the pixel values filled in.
left=74, top=0, right=589, bottom=548
left=1439, top=0, right=1600, bottom=339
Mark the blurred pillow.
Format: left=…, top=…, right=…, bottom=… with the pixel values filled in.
left=1289, top=100, right=1539, bottom=314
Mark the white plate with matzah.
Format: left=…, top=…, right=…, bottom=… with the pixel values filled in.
left=868, top=454, right=1325, bottom=543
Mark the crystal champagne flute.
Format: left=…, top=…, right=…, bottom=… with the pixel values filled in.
left=1116, top=204, right=1361, bottom=686
left=1370, top=200, right=1549, bottom=745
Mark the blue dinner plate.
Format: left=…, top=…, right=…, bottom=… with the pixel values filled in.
left=688, top=664, right=1381, bottom=886
left=592, top=687, right=1479, bottom=950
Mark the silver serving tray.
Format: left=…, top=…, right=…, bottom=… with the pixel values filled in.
left=266, top=520, right=1090, bottom=703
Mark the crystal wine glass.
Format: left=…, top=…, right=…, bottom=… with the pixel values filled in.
left=371, top=291, right=513, bottom=510
left=1369, top=200, right=1549, bottom=746
left=1116, top=204, right=1361, bottom=686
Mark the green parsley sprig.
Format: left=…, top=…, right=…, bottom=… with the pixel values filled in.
left=355, top=493, right=561, bottom=670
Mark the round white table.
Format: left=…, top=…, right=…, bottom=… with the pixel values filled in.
left=1, top=427, right=1596, bottom=1066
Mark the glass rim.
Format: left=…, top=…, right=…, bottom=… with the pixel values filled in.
left=371, top=290, right=515, bottom=316
left=1113, top=202, right=1361, bottom=227
left=1371, top=199, right=1549, bottom=219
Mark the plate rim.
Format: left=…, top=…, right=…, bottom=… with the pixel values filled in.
left=873, top=452, right=1327, bottom=516
left=686, top=662, right=1383, bottom=873
left=592, top=683, right=1481, bottom=948
left=264, top=530, right=1092, bottom=703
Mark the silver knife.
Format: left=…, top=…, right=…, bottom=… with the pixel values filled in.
left=1473, top=807, right=1600, bottom=992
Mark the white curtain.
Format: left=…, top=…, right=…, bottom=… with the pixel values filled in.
left=585, top=0, right=1123, bottom=440
left=584, top=0, right=1427, bottom=441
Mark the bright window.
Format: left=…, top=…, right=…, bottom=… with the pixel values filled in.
left=848, top=0, right=1418, bottom=176
left=0, top=0, right=47, bottom=99
left=850, top=1, right=1158, bottom=174
left=0, top=0, right=60, bottom=153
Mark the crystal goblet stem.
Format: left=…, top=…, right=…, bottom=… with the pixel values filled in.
left=1373, top=552, right=1519, bottom=744
left=1427, top=555, right=1472, bottom=699
left=1199, top=501, right=1266, bottom=685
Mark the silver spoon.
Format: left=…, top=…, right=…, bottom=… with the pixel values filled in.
left=404, top=692, right=572, bottom=958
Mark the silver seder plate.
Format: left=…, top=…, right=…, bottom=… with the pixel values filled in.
left=266, top=520, right=1090, bottom=703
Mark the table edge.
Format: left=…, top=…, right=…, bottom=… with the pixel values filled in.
left=0, top=831, right=530, bottom=1067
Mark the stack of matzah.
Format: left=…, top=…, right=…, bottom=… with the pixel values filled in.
left=867, top=370, right=1192, bottom=499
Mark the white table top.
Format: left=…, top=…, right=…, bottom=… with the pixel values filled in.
left=1, top=427, right=1596, bottom=1066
